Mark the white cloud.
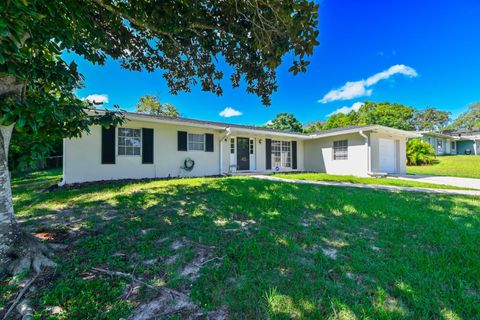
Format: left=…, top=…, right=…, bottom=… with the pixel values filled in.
left=327, top=102, right=364, bottom=117
left=84, top=94, right=109, bottom=105
left=319, top=64, right=417, bottom=103
left=265, top=120, right=273, bottom=126
left=219, top=107, right=242, bottom=118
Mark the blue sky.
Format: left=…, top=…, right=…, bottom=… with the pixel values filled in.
left=65, top=0, right=480, bottom=126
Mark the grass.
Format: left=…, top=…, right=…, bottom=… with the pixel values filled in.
left=1, top=168, right=480, bottom=319
left=407, top=155, right=480, bottom=179
left=274, top=172, right=470, bottom=190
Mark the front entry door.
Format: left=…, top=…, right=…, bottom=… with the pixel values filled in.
left=236, top=137, right=250, bottom=170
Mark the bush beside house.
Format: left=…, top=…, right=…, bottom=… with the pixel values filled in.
left=407, top=138, right=435, bottom=166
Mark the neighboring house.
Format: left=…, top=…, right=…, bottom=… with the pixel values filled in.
left=60, top=111, right=418, bottom=184
left=421, top=132, right=458, bottom=155
left=420, top=131, right=480, bottom=156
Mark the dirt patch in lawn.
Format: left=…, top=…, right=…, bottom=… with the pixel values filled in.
left=127, top=237, right=227, bottom=319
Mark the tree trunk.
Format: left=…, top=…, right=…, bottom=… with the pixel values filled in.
left=0, top=77, right=56, bottom=275
left=0, top=124, right=17, bottom=270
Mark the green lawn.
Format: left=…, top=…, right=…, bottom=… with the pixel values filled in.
left=2, top=169, right=480, bottom=319
left=274, top=172, right=470, bottom=190
left=407, top=155, right=480, bottom=179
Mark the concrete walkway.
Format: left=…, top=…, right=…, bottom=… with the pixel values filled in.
left=396, top=175, right=480, bottom=190
left=252, top=175, right=480, bottom=196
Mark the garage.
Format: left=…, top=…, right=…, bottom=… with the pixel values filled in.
left=379, top=138, right=396, bottom=173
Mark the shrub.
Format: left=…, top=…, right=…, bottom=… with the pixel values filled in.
left=407, top=138, right=435, bottom=166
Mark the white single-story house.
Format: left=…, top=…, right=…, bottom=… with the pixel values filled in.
left=420, top=131, right=480, bottom=155
left=60, top=111, right=419, bottom=184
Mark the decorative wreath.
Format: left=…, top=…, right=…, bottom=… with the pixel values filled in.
left=181, top=157, right=195, bottom=171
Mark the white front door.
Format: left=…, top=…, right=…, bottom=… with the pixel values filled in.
left=379, top=138, right=396, bottom=173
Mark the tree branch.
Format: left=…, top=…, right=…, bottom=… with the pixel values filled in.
left=93, top=0, right=187, bottom=43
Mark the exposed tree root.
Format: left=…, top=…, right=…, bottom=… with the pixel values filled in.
left=1, top=272, right=39, bottom=320
left=5, top=231, right=57, bottom=275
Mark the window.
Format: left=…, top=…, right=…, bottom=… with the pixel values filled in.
left=271, top=140, right=291, bottom=168
left=451, top=141, right=456, bottom=150
left=230, top=138, right=235, bottom=154
left=437, top=139, right=443, bottom=150
left=118, top=128, right=141, bottom=156
left=188, top=133, right=205, bottom=151
left=333, top=140, right=348, bottom=160
left=249, top=139, right=254, bottom=154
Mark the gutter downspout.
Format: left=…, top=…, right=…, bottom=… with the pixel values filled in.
left=58, top=138, right=67, bottom=186
left=219, top=127, right=232, bottom=175
left=359, top=131, right=371, bottom=175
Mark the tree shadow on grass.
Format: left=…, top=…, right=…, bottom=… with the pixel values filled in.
left=11, top=176, right=480, bottom=319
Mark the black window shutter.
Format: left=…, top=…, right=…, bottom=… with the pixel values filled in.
left=101, top=126, right=116, bottom=164
left=205, top=133, right=214, bottom=152
left=266, top=138, right=272, bottom=170
left=292, top=141, right=297, bottom=169
left=178, top=131, right=187, bottom=151
left=142, top=128, right=154, bottom=164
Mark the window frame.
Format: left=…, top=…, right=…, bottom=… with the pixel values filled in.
left=230, top=138, right=235, bottom=154
left=451, top=141, right=456, bottom=150
left=437, top=139, right=443, bottom=149
left=249, top=139, right=255, bottom=155
left=271, top=140, right=291, bottom=169
left=187, top=133, right=206, bottom=152
left=333, top=140, right=348, bottom=160
left=117, top=127, right=142, bottom=157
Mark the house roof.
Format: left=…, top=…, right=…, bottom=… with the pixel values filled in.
left=310, top=125, right=421, bottom=139
left=418, top=131, right=480, bottom=141
left=90, top=109, right=419, bottom=139
left=122, top=111, right=310, bottom=138
left=419, top=131, right=456, bottom=139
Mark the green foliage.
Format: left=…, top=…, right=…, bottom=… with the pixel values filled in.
left=266, top=112, right=304, bottom=132
left=356, top=101, right=415, bottom=130
left=450, top=102, right=480, bottom=130
left=413, top=107, right=451, bottom=131
left=1, top=0, right=319, bottom=105
left=303, top=120, right=325, bottom=133
left=320, top=101, right=416, bottom=131
left=135, top=95, right=179, bottom=117
left=406, top=138, right=435, bottom=166
left=8, top=131, right=62, bottom=171
left=322, top=113, right=354, bottom=130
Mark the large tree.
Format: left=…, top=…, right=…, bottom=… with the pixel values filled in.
left=413, top=107, right=451, bottom=131
left=0, top=1, right=319, bottom=274
left=321, top=101, right=416, bottom=131
left=355, top=101, right=415, bottom=130
left=450, top=102, right=480, bottom=130
left=136, top=95, right=179, bottom=117
left=303, top=120, right=325, bottom=133
left=322, top=113, right=354, bottom=130
left=266, top=112, right=304, bottom=132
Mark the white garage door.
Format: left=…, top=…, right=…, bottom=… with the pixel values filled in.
left=379, top=138, right=396, bottom=173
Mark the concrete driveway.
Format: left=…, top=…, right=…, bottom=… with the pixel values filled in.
left=397, top=175, right=480, bottom=190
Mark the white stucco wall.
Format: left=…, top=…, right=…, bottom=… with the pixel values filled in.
left=304, top=131, right=408, bottom=176
left=64, top=120, right=224, bottom=184
left=304, top=133, right=369, bottom=176
left=64, top=120, right=305, bottom=184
